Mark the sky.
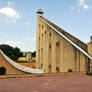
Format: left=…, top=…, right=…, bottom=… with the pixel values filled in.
left=0, top=0, right=92, bottom=52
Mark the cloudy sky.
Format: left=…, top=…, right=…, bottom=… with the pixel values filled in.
left=0, top=0, right=92, bottom=52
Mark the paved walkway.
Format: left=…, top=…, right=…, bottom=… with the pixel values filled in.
left=0, top=75, right=92, bottom=92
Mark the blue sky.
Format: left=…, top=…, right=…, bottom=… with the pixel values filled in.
left=0, top=0, right=92, bottom=52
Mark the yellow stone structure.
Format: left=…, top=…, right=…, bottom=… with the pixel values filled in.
left=0, top=51, right=25, bottom=75
left=88, top=36, right=92, bottom=72
left=36, top=15, right=92, bottom=73
left=0, top=11, right=92, bottom=75
left=18, top=52, right=32, bottom=62
left=0, top=50, right=43, bottom=75
left=88, top=36, right=92, bottom=56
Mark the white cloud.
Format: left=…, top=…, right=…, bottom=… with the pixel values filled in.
left=0, top=7, right=20, bottom=18
left=25, top=37, right=36, bottom=41
left=5, top=40, right=24, bottom=47
left=25, top=21, right=30, bottom=25
left=25, top=37, right=31, bottom=41
left=79, top=0, right=85, bottom=6
left=70, top=0, right=91, bottom=12
left=3, top=38, right=36, bottom=52
left=0, top=7, right=22, bottom=23
left=83, top=4, right=89, bottom=10
left=78, top=0, right=89, bottom=10
left=33, top=37, right=36, bottom=41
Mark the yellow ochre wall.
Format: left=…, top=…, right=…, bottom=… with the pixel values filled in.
left=0, top=52, right=26, bottom=75
left=36, top=16, right=89, bottom=73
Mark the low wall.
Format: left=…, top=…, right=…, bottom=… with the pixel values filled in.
left=0, top=72, right=86, bottom=79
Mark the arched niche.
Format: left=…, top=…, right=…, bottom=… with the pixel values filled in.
left=56, top=67, right=60, bottom=73
left=56, top=42, right=60, bottom=65
left=68, top=69, right=73, bottom=72
left=0, top=67, right=6, bottom=75
left=49, top=45, right=52, bottom=65
left=48, top=65, right=51, bottom=73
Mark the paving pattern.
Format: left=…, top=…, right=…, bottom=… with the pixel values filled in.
left=0, top=75, right=92, bottom=92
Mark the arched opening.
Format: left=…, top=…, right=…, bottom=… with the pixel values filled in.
left=42, top=25, right=44, bottom=31
left=49, top=33, right=51, bottom=37
left=39, top=36, right=40, bottom=49
left=56, top=67, right=60, bottom=73
left=68, top=69, right=73, bottom=72
left=44, top=31, right=46, bottom=41
left=48, top=65, right=51, bottom=73
left=49, top=45, right=52, bottom=65
left=38, top=50, right=40, bottom=56
left=41, top=48, right=43, bottom=66
left=56, top=42, right=60, bottom=64
left=42, top=34, right=43, bottom=47
left=39, top=24, right=40, bottom=34
left=45, top=31, right=46, bottom=34
left=49, top=33, right=52, bottom=44
left=0, top=67, right=6, bottom=75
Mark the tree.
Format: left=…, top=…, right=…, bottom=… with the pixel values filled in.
left=0, top=44, right=23, bottom=61
left=14, top=47, right=23, bottom=58
left=32, top=51, right=36, bottom=57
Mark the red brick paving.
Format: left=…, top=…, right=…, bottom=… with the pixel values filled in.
left=0, top=75, right=92, bottom=92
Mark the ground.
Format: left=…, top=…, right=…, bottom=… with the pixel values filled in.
left=0, top=75, right=92, bottom=92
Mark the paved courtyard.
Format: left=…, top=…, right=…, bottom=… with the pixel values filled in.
left=0, top=75, right=92, bottom=92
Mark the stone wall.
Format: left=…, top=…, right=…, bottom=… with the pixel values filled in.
left=36, top=16, right=89, bottom=73
left=0, top=52, right=26, bottom=75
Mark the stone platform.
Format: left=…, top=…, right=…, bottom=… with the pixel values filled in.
left=0, top=74, right=92, bottom=92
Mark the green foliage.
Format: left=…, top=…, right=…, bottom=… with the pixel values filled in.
left=9, top=55, right=18, bottom=60
left=32, top=51, right=36, bottom=57
left=0, top=44, right=23, bottom=60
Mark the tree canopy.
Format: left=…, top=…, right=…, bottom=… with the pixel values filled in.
left=32, top=51, right=36, bottom=57
left=0, top=44, right=23, bottom=60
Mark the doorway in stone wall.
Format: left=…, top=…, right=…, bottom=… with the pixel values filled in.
left=56, top=67, right=60, bottom=73
left=68, top=69, right=73, bottom=72
left=0, top=67, right=6, bottom=75
left=48, top=65, right=51, bottom=73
